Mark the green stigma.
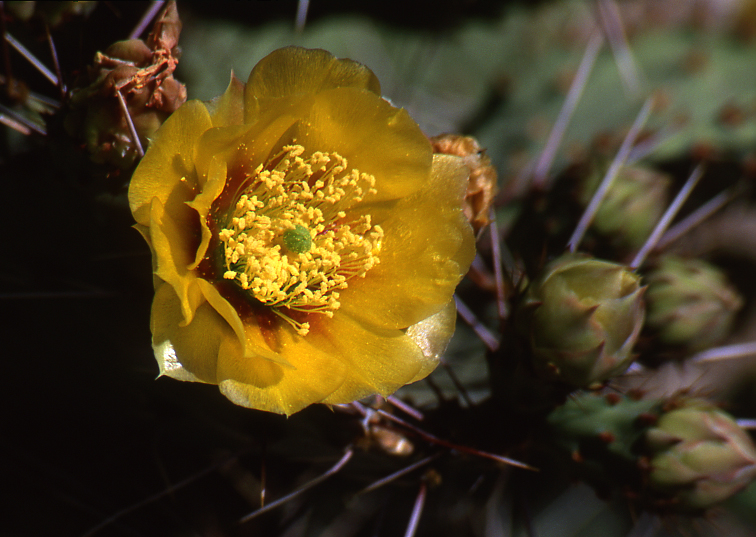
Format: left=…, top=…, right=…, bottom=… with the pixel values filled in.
left=283, top=224, right=312, bottom=254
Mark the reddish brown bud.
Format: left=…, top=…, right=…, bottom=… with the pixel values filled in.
left=430, top=134, right=498, bottom=234
left=64, top=1, right=187, bottom=169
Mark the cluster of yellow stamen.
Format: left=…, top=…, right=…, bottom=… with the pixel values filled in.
left=219, top=145, right=383, bottom=335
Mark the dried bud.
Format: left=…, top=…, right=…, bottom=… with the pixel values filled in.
left=518, top=254, right=645, bottom=388
left=580, top=164, right=670, bottom=249
left=430, top=134, right=497, bottom=234
left=64, top=1, right=187, bottom=169
left=645, top=256, right=743, bottom=350
left=646, top=398, right=756, bottom=511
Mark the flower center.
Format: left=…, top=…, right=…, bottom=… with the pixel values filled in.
left=219, top=144, right=383, bottom=335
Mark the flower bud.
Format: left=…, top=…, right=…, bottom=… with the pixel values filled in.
left=518, top=254, right=645, bottom=388
left=644, top=256, right=743, bottom=350
left=430, top=134, right=497, bottom=234
left=580, top=164, right=670, bottom=249
left=645, top=398, right=756, bottom=511
left=64, top=1, right=186, bottom=169
left=546, top=392, right=756, bottom=513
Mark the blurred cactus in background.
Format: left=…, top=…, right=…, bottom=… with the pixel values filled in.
left=5, top=1, right=97, bottom=27
left=579, top=163, right=671, bottom=249
left=644, top=255, right=743, bottom=351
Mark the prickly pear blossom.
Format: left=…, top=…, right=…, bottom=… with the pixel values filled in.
left=518, top=254, right=645, bottom=388
left=128, top=47, right=475, bottom=415
left=645, top=398, right=756, bottom=511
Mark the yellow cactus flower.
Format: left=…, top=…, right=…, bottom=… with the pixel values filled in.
left=128, top=47, right=475, bottom=415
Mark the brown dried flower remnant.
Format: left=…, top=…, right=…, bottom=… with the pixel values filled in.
left=65, top=1, right=187, bottom=169
left=430, top=134, right=498, bottom=234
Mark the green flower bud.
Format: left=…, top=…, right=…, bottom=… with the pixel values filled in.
left=580, top=164, right=670, bottom=249
left=645, top=256, right=743, bottom=350
left=518, top=254, right=645, bottom=388
left=646, top=398, right=756, bottom=511
left=546, top=393, right=756, bottom=513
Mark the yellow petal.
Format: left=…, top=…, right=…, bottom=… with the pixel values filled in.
left=244, top=46, right=380, bottom=124
left=205, top=72, right=245, bottom=128
left=196, top=86, right=430, bottom=203
left=405, top=299, right=458, bottom=383
left=185, top=156, right=227, bottom=270
left=213, top=307, right=429, bottom=415
left=192, top=95, right=313, bottom=182
left=148, top=197, right=204, bottom=327
left=194, top=279, right=293, bottom=368
left=291, top=87, right=432, bottom=202
left=190, top=123, right=252, bottom=183
left=341, top=154, right=475, bottom=329
left=318, top=311, right=429, bottom=404
left=150, top=282, right=222, bottom=384
left=128, top=100, right=212, bottom=226
left=215, top=321, right=348, bottom=416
